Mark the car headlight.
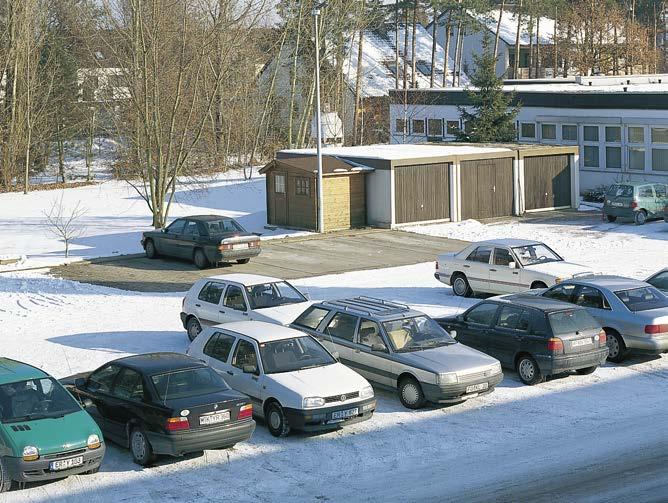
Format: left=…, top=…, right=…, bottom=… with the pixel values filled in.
left=87, top=434, right=101, bottom=449
left=490, top=362, right=502, bottom=374
left=360, top=386, right=374, bottom=399
left=22, top=445, right=39, bottom=461
left=437, top=372, right=458, bottom=384
left=302, top=397, right=325, bottom=409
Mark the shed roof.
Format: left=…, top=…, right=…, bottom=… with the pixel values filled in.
left=260, top=155, right=375, bottom=175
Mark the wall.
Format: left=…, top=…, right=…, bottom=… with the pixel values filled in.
left=323, top=174, right=366, bottom=231
left=365, top=168, right=393, bottom=228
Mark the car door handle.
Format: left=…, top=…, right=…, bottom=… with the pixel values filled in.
left=463, top=264, right=470, bottom=268
left=195, top=303, right=201, bottom=307
left=353, top=349, right=360, bottom=353
left=219, top=310, right=226, bottom=313
left=226, top=370, right=234, bottom=376
left=512, top=272, right=519, bottom=275
left=242, top=312, right=248, bottom=316
left=489, top=268, right=497, bottom=272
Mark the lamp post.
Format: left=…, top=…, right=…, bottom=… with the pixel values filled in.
left=313, top=1, right=326, bottom=233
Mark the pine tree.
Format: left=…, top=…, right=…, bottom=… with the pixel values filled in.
left=457, top=36, right=520, bottom=143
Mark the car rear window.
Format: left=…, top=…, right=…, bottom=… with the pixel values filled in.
left=614, top=287, right=668, bottom=312
left=151, top=367, right=228, bottom=401
left=607, top=184, right=634, bottom=198
left=548, top=309, right=600, bottom=336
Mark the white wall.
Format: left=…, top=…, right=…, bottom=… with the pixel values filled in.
left=365, top=168, right=393, bottom=228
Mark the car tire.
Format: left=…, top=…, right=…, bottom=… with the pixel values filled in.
left=451, top=273, right=472, bottom=297
left=634, top=210, right=647, bottom=225
left=130, top=427, right=155, bottom=467
left=398, top=377, right=426, bottom=409
left=606, top=215, right=617, bottom=223
left=576, top=366, right=597, bottom=375
left=266, top=402, right=290, bottom=438
left=145, top=239, right=158, bottom=259
left=186, top=317, right=202, bottom=342
left=193, top=249, right=209, bottom=269
left=605, top=331, right=628, bottom=363
left=0, top=458, right=12, bottom=493
left=516, top=355, right=543, bottom=385
left=530, top=281, right=548, bottom=289
left=237, top=258, right=250, bottom=264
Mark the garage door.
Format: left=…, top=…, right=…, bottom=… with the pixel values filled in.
left=394, top=163, right=450, bottom=224
left=524, top=155, right=571, bottom=210
left=460, top=158, right=514, bottom=220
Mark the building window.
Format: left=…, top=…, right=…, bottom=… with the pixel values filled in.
left=274, top=174, right=286, bottom=194
left=412, top=119, right=425, bottom=135
left=606, top=147, right=622, bottom=169
left=395, top=118, right=407, bottom=134
left=628, top=126, right=645, bottom=143
left=446, top=120, right=460, bottom=135
left=520, top=123, right=536, bottom=139
left=651, top=127, right=668, bottom=144
left=584, top=146, right=599, bottom=167
left=583, top=126, right=599, bottom=142
left=652, top=149, right=668, bottom=171
left=629, top=147, right=645, bottom=170
left=295, top=177, right=311, bottom=196
left=541, top=124, right=556, bottom=140
left=562, top=125, right=577, bottom=141
left=427, top=119, right=443, bottom=137
left=605, top=126, right=621, bottom=143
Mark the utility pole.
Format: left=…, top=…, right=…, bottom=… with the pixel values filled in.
left=313, top=1, right=326, bottom=233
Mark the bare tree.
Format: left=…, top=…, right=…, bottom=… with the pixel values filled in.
left=42, top=195, right=87, bottom=257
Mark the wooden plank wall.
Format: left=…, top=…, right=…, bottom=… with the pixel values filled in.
left=394, top=163, right=450, bottom=224
left=524, top=154, right=571, bottom=210
left=323, top=174, right=366, bottom=231
left=460, top=158, right=514, bottom=219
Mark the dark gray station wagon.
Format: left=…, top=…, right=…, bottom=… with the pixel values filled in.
left=436, top=295, right=609, bottom=385
left=291, top=297, right=503, bottom=409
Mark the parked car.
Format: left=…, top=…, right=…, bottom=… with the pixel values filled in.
left=0, top=358, right=105, bottom=492
left=186, top=321, right=376, bottom=437
left=181, top=273, right=312, bottom=341
left=603, top=182, right=668, bottom=225
left=535, top=276, right=668, bottom=362
left=291, top=297, right=503, bottom=409
left=435, top=295, right=608, bottom=385
left=61, top=353, right=255, bottom=466
left=435, top=239, right=592, bottom=297
left=141, top=215, right=261, bottom=269
left=646, top=268, right=668, bottom=295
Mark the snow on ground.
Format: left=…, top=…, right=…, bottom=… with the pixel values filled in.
left=404, top=217, right=668, bottom=279
left=1, top=255, right=668, bottom=501
left=0, top=170, right=309, bottom=271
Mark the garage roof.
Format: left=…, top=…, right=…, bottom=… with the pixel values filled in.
left=280, top=144, right=512, bottom=161
left=260, top=155, right=374, bottom=175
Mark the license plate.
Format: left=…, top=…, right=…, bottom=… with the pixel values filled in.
left=199, top=410, right=230, bottom=425
left=466, top=382, right=489, bottom=393
left=571, top=338, right=592, bottom=348
left=611, top=202, right=624, bottom=207
left=331, top=407, right=359, bottom=420
left=50, top=456, right=83, bottom=471
left=233, top=243, right=249, bottom=250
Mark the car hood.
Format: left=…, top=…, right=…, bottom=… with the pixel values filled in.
left=267, top=363, right=369, bottom=397
left=395, top=343, right=499, bottom=374
left=524, top=261, right=593, bottom=278
left=255, top=301, right=314, bottom=326
left=1, top=409, right=101, bottom=456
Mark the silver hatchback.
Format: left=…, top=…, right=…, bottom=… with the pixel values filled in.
left=536, top=276, right=668, bottom=362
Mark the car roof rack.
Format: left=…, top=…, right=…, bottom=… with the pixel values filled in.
left=321, top=296, right=410, bottom=317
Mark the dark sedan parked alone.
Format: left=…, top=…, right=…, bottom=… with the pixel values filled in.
left=436, top=295, right=609, bottom=385
left=62, top=353, right=255, bottom=466
left=141, top=215, right=261, bottom=269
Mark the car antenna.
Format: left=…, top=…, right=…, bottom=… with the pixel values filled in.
left=163, top=372, right=171, bottom=408
left=61, top=348, right=73, bottom=377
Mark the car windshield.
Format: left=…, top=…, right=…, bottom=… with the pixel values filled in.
left=259, top=336, right=335, bottom=374
left=0, top=378, right=80, bottom=423
left=512, top=244, right=562, bottom=266
left=382, top=316, right=455, bottom=352
left=607, top=184, right=634, bottom=198
left=245, top=281, right=306, bottom=309
left=151, top=367, right=229, bottom=401
left=614, top=287, right=668, bottom=312
left=205, top=218, right=244, bottom=235
left=548, top=309, right=600, bottom=336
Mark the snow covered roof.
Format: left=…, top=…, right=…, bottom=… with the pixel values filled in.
left=469, top=8, right=556, bottom=46
left=280, top=144, right=511, bottom=161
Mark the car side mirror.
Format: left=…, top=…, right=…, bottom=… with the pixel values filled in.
left=456, top=315, right=464, bottom=322
left=371, top=343, right=388, bottom=353
left=450, top=330, right=457, bottom=339
left=81, top=398, right=94, bottom=409
left=161, top=228, right=167, bottom=233
left=74, top=378, right=86, bottom=390
left=242, top=364, right=258, bottom=375
left=509, top=262, right=516, bottom=269
left=331, top=351, right=340, bottom=360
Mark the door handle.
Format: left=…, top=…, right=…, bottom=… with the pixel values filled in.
left=242, top=312, right=248, bottom=316
left=512, top=271, right=519, bottom=275
left=489, top=268, right=497, bottom=272
left=226, top=371, right=234, bottom=376
left=353, top=349, right=360, bottom=354
left=195, top=303, right=201, bottom=307
left=464, top=264, right=470, bottom=268
left=219, top=310, right=226, bottom=313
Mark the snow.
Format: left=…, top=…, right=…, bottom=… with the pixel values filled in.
left=470, top=8, right=556, bottom=46
left=281, top=143, right=511, bottom=160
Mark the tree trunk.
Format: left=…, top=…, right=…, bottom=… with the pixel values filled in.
left=442, top=13, right=452, bottom=86
left=403, top=5, right=409, bottom=89
left=353, top=0, right=365, bottom=144
left=430, top=7, right=437, bottom=87
left=535, top=16, right=541, bottom=78
left=528, top=14, right=534, bottom=78
left=513, top=0, right=523, bottom=79
left=395, top=0, right=399, bottom=89
left=494, top=0, right=505, bottom=58
left=57, top=123, right=66, bottom=183
left=553, top=8, right=558, bottom=78
left=287, top=0, right=304, bottom=148
left=456, top=24, right=465, bottom=86
left=410, top=0, right=418, bottom=88
left=453, top=8, right=464, bottom=86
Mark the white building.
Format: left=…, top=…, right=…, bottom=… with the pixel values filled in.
left=389, top=74, right=668, bottom=192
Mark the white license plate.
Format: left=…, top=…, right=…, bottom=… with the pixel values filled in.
left=199, top=410, right=230, bottom=425
left=233, top=243, right=249, bottom=250
left=331, top=407, right=359, bottom=420
left=50, top=456, right=84, bottom=471
left=611, top=202, right=624, bottom=207
left=571, top=338, right=592, bottom=348
left=466, top=382, right=489, bottom=393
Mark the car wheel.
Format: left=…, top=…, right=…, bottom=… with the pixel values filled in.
left=266, top=402, right=290, bottom=438
left=451, top=273, right=472, bottom=297
left=186, top=317, right=202, bottom=342
left=576, top=366, right=597, bottom=375
left=398, top=377, right=426, bottom=409
left=606, top=331, right=628, bottom=363
left=634, top=210, right=647, bottom=225
left=530, top=281, right=548, bottom=289
left=237, top=258, right=250, bottom=264
left=516, top=355, right=543, bottom=385
left=193, top=249, right=209, bottom=269
left=130, top=427, right=155, bottom=466
left=606, top=215, right=617, bottom=223
left=145, top=239, right=158, bottom=259
left=0, top=458, right=12, bottom=493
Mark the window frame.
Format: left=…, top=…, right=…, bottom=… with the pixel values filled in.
left=356, top=318, right=387, bottom=350
left=573, top=285, right=611, bottom=310
left=395, top=118, right=407, bottom=134
left=198, top=281, right=226, bottom=305
left=464, top=302, right=499, bottom=327
left=203, top=331, right=237, bottom=363
left=231, top=337, right=261, bottom=372
left=427, top=118, right=444, bottom=138
left=324, top=311, right=360, bottom=343
left=274, top=173, right=286, bottom=194
left=561, top=124, right=578, bottom=143
left=295, top=177, right=311, bottom=197
left=87, top=364, right=123, bottom=395
left=223, top=284, right=248, bottom=312
left=111, top=367, right=146, bottom=402
left=540, top=123, right=557, bottom=142
left=520, top=122, right=536, bottom=140
left=411, top=119, right=425, bottom=136
left=446, top=120, right=460, bottom=136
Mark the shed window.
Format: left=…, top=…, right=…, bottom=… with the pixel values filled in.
left=561, top=125, right=577, bottom=141
left=520, top=123, right=536, bottom=138
left=412, top=119, right=425, bottom=135
left=395, top=118, right=407, bottom=134
left=295, top=177, right=311, bottom=196
left=446, top=120, right=460, bottom=135
left=427, top=119, right=443, bottom=137
left=274, top=174, right=286, bottom=194
left=541, top=124, right=556, bottom=140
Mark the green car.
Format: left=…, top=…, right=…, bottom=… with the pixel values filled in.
left=603, top=182, right=668, bottom=225
left=0, top=358, right=105, bottom=492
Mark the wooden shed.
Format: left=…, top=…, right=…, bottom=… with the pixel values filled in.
left=260, top=155, right=372, bottom=232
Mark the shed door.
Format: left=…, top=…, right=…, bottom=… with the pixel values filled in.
left=271, top=172, right=288, bottom=226
left=394, top=163, right=450, bottom=224
left=460, top=158, right=513, bottom=219
left=524, top=155, right=571, bottom=210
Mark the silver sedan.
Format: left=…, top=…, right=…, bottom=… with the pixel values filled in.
left=646, top=268, right=668, bottom=295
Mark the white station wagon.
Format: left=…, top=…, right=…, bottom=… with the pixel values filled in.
left=181, top=273, right=312, bottom=341
left=187, top=321, right=376, bottom=437
left=435, top=239, right=593, bottom=297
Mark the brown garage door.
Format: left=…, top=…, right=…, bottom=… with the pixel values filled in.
left=460, top=158, right=514, bottom=219
left=524, top=155, right=571, bottom=210
left=395, top=163, right=450, bottom=224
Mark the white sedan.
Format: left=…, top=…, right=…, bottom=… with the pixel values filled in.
left=434, top=239, right=593, bottom=297
left=186, top=321, right=376, bottom=437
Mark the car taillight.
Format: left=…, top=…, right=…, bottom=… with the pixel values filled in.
left=645, top=324, right=668, bottom=335
left=630, top=200, right=638, bottom=209
left=598, top=329, right=607, bottom=345
left=547, top=337, right=564, bottom=352
left=238, top=404, right=253, bottom=420
left=435, top=261, right=439, bottom=270
left=249, top=240, right=260, bottom=248
left=218, top=243, right=232, bottom=251
left=166, top=417, right=190, bottom=431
